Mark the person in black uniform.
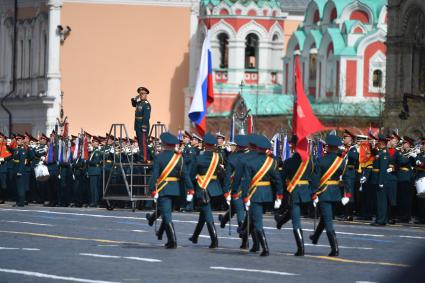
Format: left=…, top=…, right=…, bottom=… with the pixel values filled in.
left=131, top=86, right=151, bottom=162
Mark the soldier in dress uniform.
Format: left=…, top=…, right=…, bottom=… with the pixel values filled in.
left=240, top=134, right=283, bottom=257
left=87, top=136, right=102, bottom=207
left=371, top=134, right=398, bottom=226
left=0, top=133, right=12, bottom=203
left=12, top=134, right=29, bottom=207
left=310, top=134, right=348, bottom=257
left=218, top=135, right=249, bottom=249
left=71, top=135, right=88, bottom=207
left=188, top=133, right=224, bottom=249
left=278, top=135, right=315, bottom=256
left=397, top=136, right=416, bottom=223
left=33, top=134, right=48, bottom=205
left=46, top=131, right=60, bottom=207
left=148, top=132, right=193, bottom=248
left=358, top=143, right=375, bottom=220
left=414, top=138, right=425, bottom=224
left=131, top=86, right=151, bottom=162
left=340, top=130, right=359, bottom=221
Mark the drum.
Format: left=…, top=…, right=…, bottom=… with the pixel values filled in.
left=35, top=163, right=50, bottom=182
left=415, top=177, right=425, bottom=198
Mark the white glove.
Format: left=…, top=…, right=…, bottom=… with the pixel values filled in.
left=360, top=176, right=367, bottom=184
left=379, top=184, right=384, bottom=189
left=386, top=168, right=393, bottom=173
left=58, top=174, right=61, bottom=180
left=225, top=194, right=231, bottom=206
left=313, top=197, right=319, bottom=207
left=186, top=194, right=193, bottom=202
left=274, top=199, right=281, bottom=209
left=153, top=193, right=159, bottom=203
left=17, top=172, right=22, bottom=177
left=244, top=200, right=251, bottom=211
left=341, top=197, right=350, bottom=206
left=416, top=160, right=423, bottom=166
left=409, top=152, right=417, bottom=158
left=41, top=156, right=46, bottom=161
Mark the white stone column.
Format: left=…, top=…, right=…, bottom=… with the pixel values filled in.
left=45, top=0, right=63, bottom=133
left=227, top=39, right=245, bottom=85
left=258, top=41, right=271, bottom=85
left=184, top=1, right=199, bottom=130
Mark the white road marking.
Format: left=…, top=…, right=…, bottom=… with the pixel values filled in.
left=304, top=243, right=373, bottom=250
left=0, top=268, right=121, bottom=283
left=210, top=266, right=298, bottom=276
left=97, top=245, right=119, bottom=247
left=198, top=235, right=241, bottom=240
left=399, top=235, right=425, bottom=239
left=131, top=230, right=147, bottom=233
left=5, top=220, right=54, bottom=227
left=80, top=253, right=162, bottom=263
left=356, top=281, right=378, bottom=283
left=0, top=247, right=40, bottom=251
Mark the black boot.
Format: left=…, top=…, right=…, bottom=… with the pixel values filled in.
left=309, top=217, right=324, bottom=244
left=388, top=205, right=397, bottom=224
left=257, top=229, right=269, bottom=257
left=156, top=221, right=165, bottom=241
left=146, top=211, right=160, bottom=227
left=189, top=220, right=204, bottom=244
left=218, top=209, right=231, bottom=229
left=239, top=223, right=249, bottom=249
left=326, top=230, right=339, bottom=257
left=274, top=210, right=291, bottom=229
left=164, top=223, right=177, bottom=249
left=249, top=226, right=259, bottom=253
left=206, top=222, right=218, bottom=249
left=293, top=229, right=304, bottom=256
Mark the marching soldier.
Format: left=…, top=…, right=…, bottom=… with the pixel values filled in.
left=0, top=133, right=12, bottom=203
left=310, top=134, right=347, bottom=257
left=241, top=134, right=283, bottom=257
left=131, top=86, right=151, bottom=162
left=278, top=135, right=315, bottom=256
left=397, top=136, right=416, bottom=223
left=218, top=135, right=249, bottom=249
left=188, top=133, right=224, bottom=249
left=149, top=132, right=193, bottom=248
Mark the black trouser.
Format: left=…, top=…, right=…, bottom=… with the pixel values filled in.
left=397, top=181, right=414, bottom=221
left=47, top=173, right=60, bottom=205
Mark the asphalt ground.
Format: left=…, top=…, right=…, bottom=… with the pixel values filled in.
left=0, top=202, right=424, bottom=283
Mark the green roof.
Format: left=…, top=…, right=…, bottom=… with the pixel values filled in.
left=309, top=29, right=322, bottom=48
left=359, top=0, right=386, bottom=21
left=293, top=31, right=306, bottom=50
left=207, top=93, right=383, bottom=118
left=326, top=28, right=346, bottom=55
left=201, top=0, right=280, bottom=8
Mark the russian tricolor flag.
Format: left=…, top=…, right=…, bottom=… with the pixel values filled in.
left=188, top=30, right=214, bottom=137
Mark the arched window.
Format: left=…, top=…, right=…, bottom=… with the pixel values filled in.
left=245, top=33, right=258, bottom=69
left=373, top=69, right=383, bottom=87
left=217, top=33, right=229, bottom=69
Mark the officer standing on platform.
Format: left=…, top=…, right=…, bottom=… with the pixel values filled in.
left=241, top=134, right=283, bottom=257
left=131, top=86, right=151, bottom=162
left=149, top=132, right=193, bottom=249
left=310, top=134, right=347, bottom=257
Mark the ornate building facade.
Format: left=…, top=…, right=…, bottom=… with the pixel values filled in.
left=385, top=0, right=425, bottom=137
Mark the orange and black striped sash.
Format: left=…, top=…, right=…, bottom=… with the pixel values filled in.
left=286, top=157, right=310, bottom=193
left=247, top=156, right=274, bottom=200
left=197, top=152, right=219, bottom=190
left=156, top=153, right=181, bottom=193
left=317, top=156, right=344, bottom=195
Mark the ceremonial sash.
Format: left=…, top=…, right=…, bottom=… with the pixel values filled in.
left=197, top=152, right=219, bottom=190
left=156, top=153, right=182, bottom=193
left=247, top=156, right=274, bottom=200
left=286, top=157, right=310, bottom=193
left=317, top=156, right=344, bottom=195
